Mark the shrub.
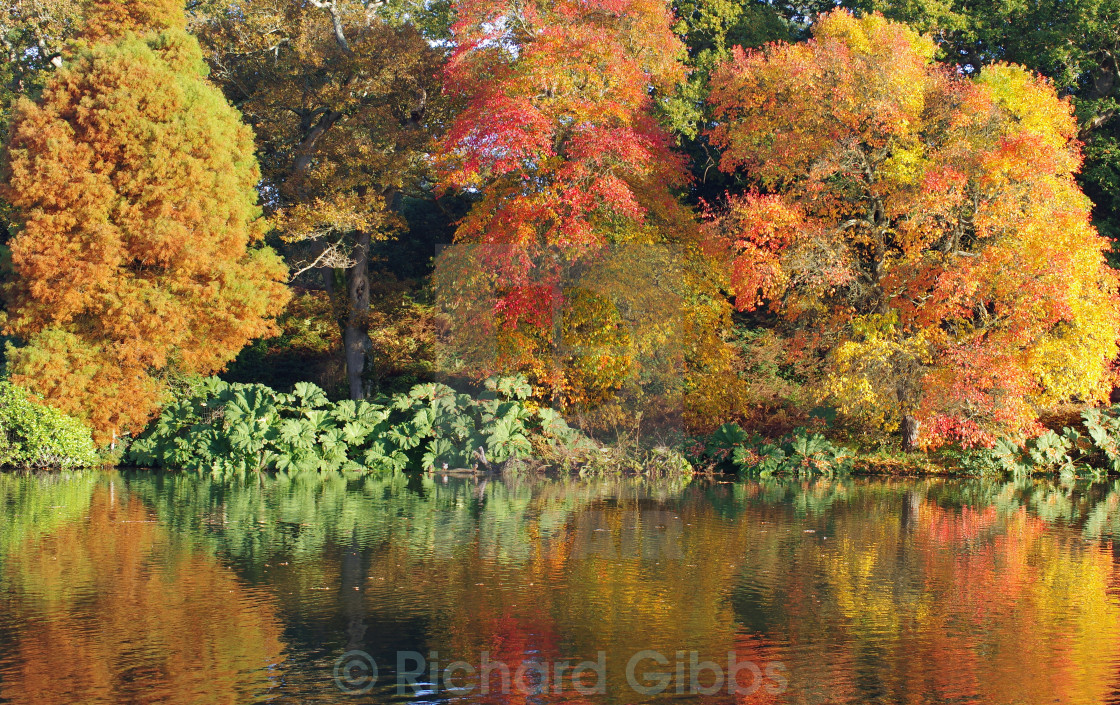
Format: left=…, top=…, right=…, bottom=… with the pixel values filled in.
left=697, top=423, right=854, bottom=477
left=961, top=404, right=1120, bottom=478
left=0, top=381, right=99, bottom=468
left=128, top=375, right=595, bottom=474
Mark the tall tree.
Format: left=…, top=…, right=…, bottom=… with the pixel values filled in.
left=707, top=11, right=1120, bottom=448
left=0, top=0, right=289, bottom=440
left=196, top=0, right=446, bottom=401
left=434, top=0, right=743, bottom=421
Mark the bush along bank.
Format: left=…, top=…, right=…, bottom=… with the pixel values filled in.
left=127, top=375, right=599, bottom=475
left=954, top=405, right=1120, bottom=479
left=0, top=381, right=99, bottom=469
left=19, top=366, right=1120, bottom=480
left=0, top=374, right=935, bottom=479
left=689, top=423, right=856, bottom=477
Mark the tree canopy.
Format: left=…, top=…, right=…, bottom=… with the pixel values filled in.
left=432, top=0, right=746, bottom=419
left=850, top=0, right=1120, bottom=245
left=0, top=0, right=288, bottom=440
left=707, top=10, right=1120, bottom=448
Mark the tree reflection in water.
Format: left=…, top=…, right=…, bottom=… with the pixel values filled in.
left=1, top=471, right=1119, bottom=704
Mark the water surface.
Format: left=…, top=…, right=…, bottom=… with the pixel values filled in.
left=2, top=471, right=1120, bottom=704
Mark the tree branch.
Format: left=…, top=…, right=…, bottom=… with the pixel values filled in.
left=287, top=238, right=356, bottom=282
left=290, top=109, right=344, bottom=183
left=309, top=0, right=352, bottom=54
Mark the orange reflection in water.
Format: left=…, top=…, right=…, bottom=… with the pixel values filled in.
left=760, top=488, right=1120, bottom=705
left=5, top=475, right=1120, bottom=705
left=0, top=485, right=287, bottom=705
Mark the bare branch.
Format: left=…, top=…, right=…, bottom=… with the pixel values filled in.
left=287, top=237, right=356, bottom=282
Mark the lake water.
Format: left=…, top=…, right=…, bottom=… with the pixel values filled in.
left=2, top=471, right=1120, bottom=704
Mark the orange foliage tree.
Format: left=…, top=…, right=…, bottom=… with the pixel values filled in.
left=707, top=10, right=1120, bottom=448
left=435, top=0, right=741, bottom=422
left=79, top=0, right=185, bottom=41
left=0, top=0, right=289, bottom=441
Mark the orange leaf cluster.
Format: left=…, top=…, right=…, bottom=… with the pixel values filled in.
left=80, top=0, right=186, bottom=42
left=1, top=7, right=289, bottom=441
left=435, top=0, right=721, bottom=408
left=707, top=10, right=1120, bottom=446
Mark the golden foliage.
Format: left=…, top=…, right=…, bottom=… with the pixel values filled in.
left=1, top=13, right=289, bottom=440
left=0, top=487, right=287, bottom=703
left=708, top=10, right=1120, bottom=446
left=80, top=0, right=186, bottom=42
left=199, top=1, right=444, bottom=241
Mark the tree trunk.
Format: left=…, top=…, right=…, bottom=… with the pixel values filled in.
left=901, top=414, right=920, bottom=452
left=344, top=230, right=372, bottom=400
left=341, top=530, right=368, bottom=677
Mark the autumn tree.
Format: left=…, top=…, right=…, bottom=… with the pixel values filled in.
left=0, top=0, right=289, bottom=440
left=196, top=0, right=446, bottom=401
left=439, top=0, right=688, bottom=248
left=707, top=11, right=1120, bottom=448
left=849, top=0, right=1120, bottom=245
left=433, top=0, right=743, bottom=423
left=670, top=0, right=1120, bottom=241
